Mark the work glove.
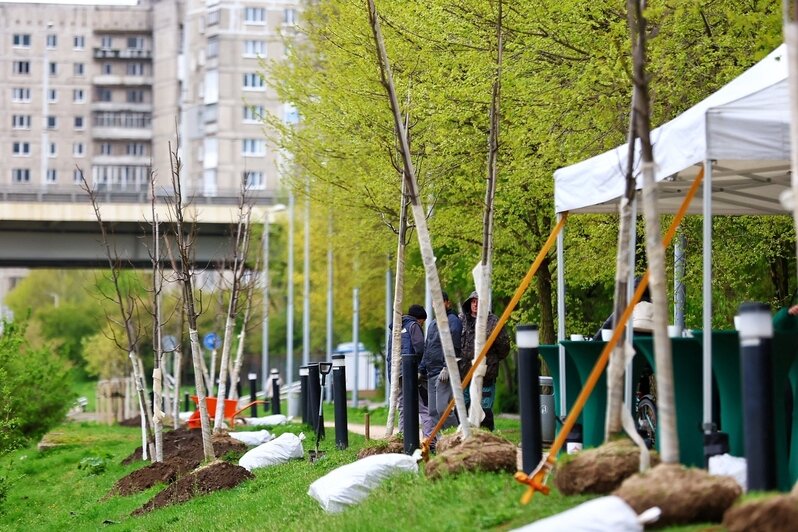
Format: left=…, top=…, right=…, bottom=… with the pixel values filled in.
left=438, top=367, right=449, bottom=383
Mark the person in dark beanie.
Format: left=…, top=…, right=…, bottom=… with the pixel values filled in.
left=387, top=303, right=427, bottom=434
left=419, top=291, right=462, bottom=438
left=460, top=290, right=510, bottom=431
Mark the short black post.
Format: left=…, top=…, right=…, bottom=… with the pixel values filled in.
left=738, top=302, right=776, bottom=491
left=299, top=366, right=309, bottom=425
left=270, top=369, right=281, bottom=415
left=248, top=372, right=258, bottom=417
left=402, top=352, right=420, bottom=454
left=332, top=354, right=349, bottom=449
left=308, top=363, right=321, bottom=436
left=184, top=392, right=190, bottom=412
left=517, top=325, right=542, bottom=473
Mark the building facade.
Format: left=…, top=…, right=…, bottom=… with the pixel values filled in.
left=0, top=0, right=299, bottom=199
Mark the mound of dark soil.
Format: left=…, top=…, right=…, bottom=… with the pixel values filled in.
left=723, top=494, right=798, bottom=532
left=132, top=461, right=253, bottom=515
left=614, top=463, right=741, bottom=528
left=424, top=431, right=516, bottom=480
left=356, top=435, right=404, bottom=459
left=119, top=415, right=143, bottom=428
left=554, top=439, right=658, bottom=495
left=108, top=456, right=194, bottom=497
left=122, top=428, right=247, bottom=469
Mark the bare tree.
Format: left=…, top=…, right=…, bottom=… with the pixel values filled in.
left=80, top=171, right=153, bottom=459
left=469, top=0, right=503, bottom=427
left=628, top=0, right=678, bottom=463
left=148, top=176, right=166, bottom=461
left=367, top=0, right=470, bottom=438
left=165, top=143, right=215, bottom=462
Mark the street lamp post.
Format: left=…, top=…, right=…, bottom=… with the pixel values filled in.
left=287, top=193, right=295, bottom=385
left=261, top=204, right=285, bottom=392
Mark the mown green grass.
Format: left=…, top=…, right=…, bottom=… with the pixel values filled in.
left=0, top=419, right=723, bottom=532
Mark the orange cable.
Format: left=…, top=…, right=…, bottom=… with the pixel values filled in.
left=516, top=165, right=706, bottom=503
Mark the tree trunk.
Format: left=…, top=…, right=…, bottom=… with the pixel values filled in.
left=385, top=184, right=407, bottom=437
left=535, top=256, right=555, bottom=345
left=785, top=1, right=798, bottom=293
left=368, top=0, right=470, bottom=438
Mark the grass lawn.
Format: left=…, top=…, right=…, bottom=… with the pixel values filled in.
left=0, top=415, right=721, bottom=531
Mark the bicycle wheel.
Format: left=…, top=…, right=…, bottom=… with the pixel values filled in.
left=636, top=396, right=657, bottom=449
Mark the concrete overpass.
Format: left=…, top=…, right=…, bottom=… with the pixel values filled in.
left=0, top=186, right=280, bottom=268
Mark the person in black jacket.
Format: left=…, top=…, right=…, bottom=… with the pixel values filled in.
left=387, top=304, right=427, bottom=434
left=460, top=291, right=510, bottom=431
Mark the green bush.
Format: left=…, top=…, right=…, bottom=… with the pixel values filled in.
left=0, top=322, right=73, bottom=452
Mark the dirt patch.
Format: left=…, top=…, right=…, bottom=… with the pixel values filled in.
left=122, top=428, right=247, bottom=469
left=132, top=461, right=253, bottom=515
left=424, top=431, right=516, bottom=480
left=119, top=415, right=143, bottom=428
left=108, top=456, right=194, bottom=497
left=723, top=494, right=798, bottom=532
left=614, top=463, right=741, bottom=528
left=554, top=439, right=658, bottom=495
left=356, top=435, right=404, bottom=459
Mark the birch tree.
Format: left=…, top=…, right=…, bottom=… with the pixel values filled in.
left=628, top=0, right=678, bottom=463
left=367, top=0, right=470, bottom=438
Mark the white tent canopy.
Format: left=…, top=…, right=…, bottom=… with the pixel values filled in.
left=555, top=44, right=791, bottom=216
left=551, top=44, right=793, bottom=437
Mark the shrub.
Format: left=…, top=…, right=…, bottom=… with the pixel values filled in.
left=0, top=321, right=73, bottom=451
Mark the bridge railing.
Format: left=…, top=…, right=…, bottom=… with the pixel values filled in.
left=0, top=184, right=278, bottom=205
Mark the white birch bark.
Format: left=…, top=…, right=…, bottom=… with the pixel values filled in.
left=385, top=187, right=407, bottom=436
left=784, top=4, right=798, bottom=289
left=368, top=0, right=470, bottom=438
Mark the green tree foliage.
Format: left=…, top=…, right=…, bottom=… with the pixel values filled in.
left=0, top=322, right=73, bottom=450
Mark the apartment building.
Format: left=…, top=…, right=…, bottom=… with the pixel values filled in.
left=0, top=0, right=299, bottom=198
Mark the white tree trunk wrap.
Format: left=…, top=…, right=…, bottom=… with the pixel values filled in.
left=190, top=327, right=215, bottom=461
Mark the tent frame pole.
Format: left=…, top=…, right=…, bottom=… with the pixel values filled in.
left=556, top=211, right=567, bottom=417
left=702, top=160, right=713, bottom=432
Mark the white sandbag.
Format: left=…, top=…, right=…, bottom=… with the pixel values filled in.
left=238, top=432, right=305, bottom=471
left=512, top=496, right=659, bottom=532
left=178, top=411, right=193, bottom=422
left=243, top=414, right=288, bottom=427
left=229, top=429, right=274, bottom=446
left=308, top=451, right=421, bottom=513
left=709, top=453, right=747, bottom=493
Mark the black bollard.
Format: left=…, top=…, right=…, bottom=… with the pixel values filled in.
left=299, top=366, right=309, bottom=425
left=332, top=354, right=349, bottom=449
left=308, top=363, right=321, bottom=437
left=517, top=325, right=542, bottom=473
left=270, top=369, right=281, bottom=415
left=402, top=352, right=420, bottom=454
left=184, top=392, right=190, bottom=412
left=738, top=302, right=776, bottom=491
left=248, top=372, right=258, bottom=417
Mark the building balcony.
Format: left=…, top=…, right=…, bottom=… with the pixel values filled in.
left=91, top=102, right=152, bottom=113
left=92, top=155, right=151, bottom=166
left=92, top=128, right=152, bottom=140
left=93, top=48, right=152, bottom=60
left=92, top=75, right=153, bottom=86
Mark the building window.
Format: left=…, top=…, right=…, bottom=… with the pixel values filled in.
left=74, top=63, right=85, bottom=76
left=244, top=7, right=265, bottom=23
left=12, top=169, right=30, bottom=183
left=12, top=88, right=31, bottom=102
left=207, top=36, right=219, bottom=59
left=127, top=143, right=145, bottom=156
left=127, top=36, right=145, bottom=50
left=46, top=34, right=57, bottom=48
left=207, top=9, right=221, bottom=25
left=11, top=115, right=31, bottom=129
left=46, top=169, right=57, bottom=183
left=13, top=142, right=31, bottom=156
left=98, top=88, right=112, bottom=102
left=127, top=63, right=145, bottom=76
left=12, top=61, right=30, bottom=75
left=73, top=89, right=85, bottom=103
left=243, top=40, right=265, bottom=57
left=100, top=143, right=112, bottom=155
left=48, top=89, right=57, bottom=103
left=283, top=103, right=300, bottom=125
left=242, top=138, right=265, bottom=156
left=243, top=73, right=264, bottom=90
left=73, top=142, right=85, bottom=156
left=12, top=34, right=31, bottom=47
left=47, top=116, right=57, bottom=129
left=49, top=62, right=57, bottom=76
left=243, top=170, right=265, bottom=189
left=74, top=116, right=84, bottom=129
left=74, top=35, right=85, bottom=50
left=243, top=105, right=264, bottom=122
left=73, top=168, right=82, bottom=183
left=102, top=63, right=113, bottom=75
left=127, top=89, right=144, bottom=103
left=100, top=35, right=113, bottom=49
left=284, top=8, right=297, bottom=25
left=49, top=142, right=57, bottom=156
